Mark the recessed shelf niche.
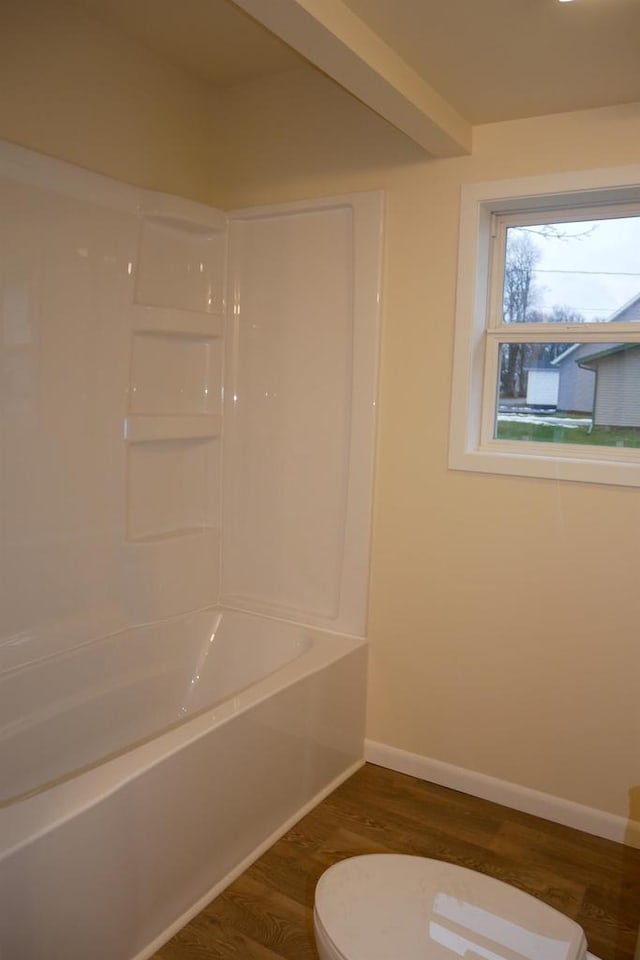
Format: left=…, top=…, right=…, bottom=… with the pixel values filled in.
left=129, top=333, right=222, bottom=416
left=126, top=438, right=219, bottom=543
left=134, top=218, right=225, bottom=314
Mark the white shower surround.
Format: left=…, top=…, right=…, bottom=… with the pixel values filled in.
left=0, top=139, right=382, bottom=669
left=0, top=140, right=383, bottom=959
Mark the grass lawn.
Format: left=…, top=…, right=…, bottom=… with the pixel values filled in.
left=496, top=418, right=640, bottom=448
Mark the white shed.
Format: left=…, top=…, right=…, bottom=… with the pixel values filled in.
left=525, top=369, right=559, bottom=408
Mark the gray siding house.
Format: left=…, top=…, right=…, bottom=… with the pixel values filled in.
left=551, top=292, right=640, bottom=414
left=579, top=344, right=640, bottom=428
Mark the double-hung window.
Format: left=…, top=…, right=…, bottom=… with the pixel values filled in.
left=449, top=166, right=640, bottom=486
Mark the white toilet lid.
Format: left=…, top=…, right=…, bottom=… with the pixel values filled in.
left=314, top=855, right=587, bottom=960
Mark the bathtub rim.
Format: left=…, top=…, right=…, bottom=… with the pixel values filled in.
left=0, top=605, right=367, bottom=862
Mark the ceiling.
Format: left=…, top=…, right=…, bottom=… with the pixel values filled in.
left=342, top=0, right=640, bottom=124
left=71, top=0, right=640, bottom=134
left=70, top=0, right=305, bottom=89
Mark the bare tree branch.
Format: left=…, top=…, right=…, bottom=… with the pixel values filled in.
left=513, top=223, right=598, bottom=242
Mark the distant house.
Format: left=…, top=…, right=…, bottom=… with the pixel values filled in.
left=578, top=343, right=640, bottom=428
left=551, top=292, right=640, bottom=414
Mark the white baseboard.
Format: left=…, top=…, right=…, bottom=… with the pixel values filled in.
left=365, top=740, right=634, bottom=847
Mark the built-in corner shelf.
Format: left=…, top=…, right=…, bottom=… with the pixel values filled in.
left=127, top=525, right=219, bottom=545
left=124, top=414, right=221, bottom=443
left=130, top=305, right=223, bottom=340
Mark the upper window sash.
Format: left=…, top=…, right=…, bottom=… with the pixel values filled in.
left=487, top=204, right=640, bottom=334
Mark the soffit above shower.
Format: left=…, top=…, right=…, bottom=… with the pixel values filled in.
left=67, top=0, right=640, bottom=160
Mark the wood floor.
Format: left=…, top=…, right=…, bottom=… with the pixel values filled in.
left=153, top=762, right=640, bottom=960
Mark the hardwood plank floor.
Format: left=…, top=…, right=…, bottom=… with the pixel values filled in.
left=153, top=763, right=640, bottom=960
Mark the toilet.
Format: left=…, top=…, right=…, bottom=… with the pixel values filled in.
left=314, top=854, right=599, bottom=960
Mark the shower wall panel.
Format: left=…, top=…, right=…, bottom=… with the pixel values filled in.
left=0, top=141, right=226, bottom=673
left=223, top=195, right=383, bottom=636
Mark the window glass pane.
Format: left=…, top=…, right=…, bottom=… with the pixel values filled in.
left=495, top=341, right=640, bottom=448
left=503, top=216, right=640, bottom=325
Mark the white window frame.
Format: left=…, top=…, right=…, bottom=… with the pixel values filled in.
left=449, top=164, right=640, bottom=487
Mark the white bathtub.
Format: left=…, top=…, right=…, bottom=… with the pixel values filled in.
left=0, top=608, right=367, bottom=960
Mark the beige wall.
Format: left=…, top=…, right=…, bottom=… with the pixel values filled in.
left=220, top=73, right=640, bottom=824
left=0, top=0, right=219, bottom=203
